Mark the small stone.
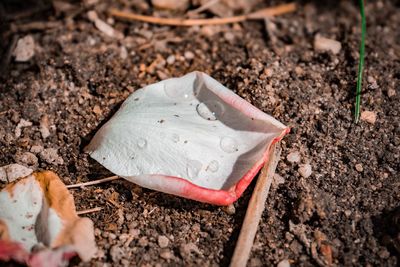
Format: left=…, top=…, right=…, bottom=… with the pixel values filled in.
left=360, top=111, right=377, bottom=124
left=87, top=10, right=98, bottom=21
left=224, top=32, right=235, bottom=42
left=138, top=236, right=148, bottom=247
left=15, top=119, right=32, bottom=138
left=314, top=35, right=342, bottom=54
left=151, top=0, right=189, bottom=10
left=184, top=51, right=195, bottom=60
left=263, top=68, right=273, bottom=77
left=14, top=152, right=38, bottom=168
left=166, top=55, right=175, bottom=65
left=294, top=66, right=304, bottom=76
left=94, top=228, right=102, bottom=237
left=40, top=115, right=50, bottom=139
left=355, top=163, right=363, bottom=172
left=287, top=151, right=301, bottom=163
left=222, top=204, right=236, bottom=215
left=108, top=233, right=116, bottom=240
left=387, top=88, right=396, bottom=97
left=39, top=148, right=64, bottom=165
left=298, top=164, right=312, bottom=178
left=179, top=243, right=200, bottom=257
left=367, top=76, right=376, bottom=84
left=160, top=249, right=174, bottom=260
left=109, top=245, right=124, bottom=263
left=272, top=174, right=285, bottom=187
left=30, top=145, right=44, bottom=154
left=120, top=46, right=128, bottom=60
left=93, top=105, right=102, bottom=115
left=13, top=35, right=35, bottom=62
left=158, top=235, right=169, bottom=248
left=277, top=259, right=290, bottom=267
left=0, top=164, right=33, bottom=183
left=129, top=228, right=140, bottom=238
left=344, top=210, right=352, bottom=217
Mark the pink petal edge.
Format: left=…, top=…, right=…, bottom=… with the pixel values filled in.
left=127, top=128, right=289, bottom=205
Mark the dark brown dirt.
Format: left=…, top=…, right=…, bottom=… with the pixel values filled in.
left=0, top=0, right=399, bottom=266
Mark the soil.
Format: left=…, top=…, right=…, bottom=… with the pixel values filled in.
left=0, top=0, right=399, bottom=266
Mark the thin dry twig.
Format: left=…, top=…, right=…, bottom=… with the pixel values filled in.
left=66, top=175, right=120, bottom=188
left=110, top=3, right=296, bottom=26
left=76, top=207, right=103, bottom=215
left=187, top=0, right=220, bottom=16
left=230, top=144, right=282, bottom=267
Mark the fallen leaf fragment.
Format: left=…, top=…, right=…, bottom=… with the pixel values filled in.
left=86, top=71, right=289, bottom=205
left=0, top=171, right=97, bottom=266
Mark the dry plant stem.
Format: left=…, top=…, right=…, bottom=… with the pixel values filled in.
left=76, top=207, right=103, bottom=215
left=187, top=0, right=220, bottom=16
left=66, top=175, right=120, bottom=188
left=110, top=3, right=296, bottom=26
left=230, top=144, right=281, bottom=267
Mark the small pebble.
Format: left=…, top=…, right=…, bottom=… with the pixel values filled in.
left=222, top=204, right=236, bottom=215
left=360, top=111, right=377, bottom=124
left=39, top=148, right=64, bottom=165
left=387, top=88, right=396, bottom=97
left=109, top=245, right=124, bottom=263
left=355, top=163, right=363, bottom=172
left=184, top=51, right=195, bottom=60
left=13, top=35, right=35, bottom=62
left=151, top=0, right=189, bottom=10
left=138, top=236, right=148, bottom=247
left=298, top=164, right=312, bottom=178
left=287, top=151, right=301, bottom=163
left=179, top=243, right=200, bottom=256
left=277, top=259, right=290, bottom=267
left=108, top=233, right=116, bottom=240
left=93, top=105, right=102, bottom=115
left=120, top=46, right=128, bottom=60
left=314, top=35, right=342, bottom=54
left=367, top=76, right=376, bottom=84
left=224, top=32, right=235, bottom=42
left=30, top=145, right=44, bottom=154
left=15, top=119, right=32, bottom=138
left=166, top=55, right=175, bottom=65
left=0, top=164, right=33, bottom=183
left=160, top=249, right=174, bottom=260
left=272, top=174, right=285, bottom=187
left=158, top=235, right=169, bottom=248
left=14, top=152, right=38, bottom=168
left=40, top=115, right=50, bottom=139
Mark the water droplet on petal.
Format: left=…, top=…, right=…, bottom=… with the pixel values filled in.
left=137, top=138, right=147, bottom=148
left=186, top=160, right=202, bottom=179
left=171, top=134, right=180, bottom=143
left=206, top=160, right=219, bottom=172
left=220, top=136, right=238, bottom=153
left=196, top=101, right=225, bottom=121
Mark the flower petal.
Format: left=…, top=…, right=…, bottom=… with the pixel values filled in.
left=86, top=72, right=288, bottom=205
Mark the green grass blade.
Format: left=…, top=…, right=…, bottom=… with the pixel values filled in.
left=355, top=0, right=366, bottom=123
